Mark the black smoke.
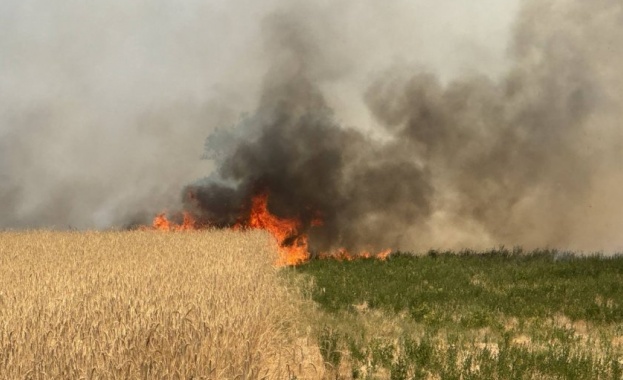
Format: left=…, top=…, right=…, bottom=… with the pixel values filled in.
left=186, top=37, right=433, bottom=253
left=181, top=0, right=623, bottom=253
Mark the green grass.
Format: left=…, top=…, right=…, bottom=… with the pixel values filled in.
left=292, top=248, right=623, bottom=379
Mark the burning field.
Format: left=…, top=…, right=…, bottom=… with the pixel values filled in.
left=134, top=0, right=623, bottom=260
left=148, top=191, right=390, bottom=266
left=137, top=0, right=623, bottom=266
left=2, top=0, right=623, bottom=378
left=1, top=0, right=623, bottom=255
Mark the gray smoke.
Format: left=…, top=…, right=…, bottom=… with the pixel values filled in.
left=0, top=0, right=268, bottom=228
left=2, top=0, right=622, bottom=253
left=189, top=0, right=623, bottom=254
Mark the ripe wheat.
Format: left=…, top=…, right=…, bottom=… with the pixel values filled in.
left=0, top=230, right=317, bottom=379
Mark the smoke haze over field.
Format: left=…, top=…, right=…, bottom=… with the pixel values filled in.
left=1, top=0, right=622, bottom=253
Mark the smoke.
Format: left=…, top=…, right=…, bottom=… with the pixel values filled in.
left=2, top=0, right=622, bottom=252
left=188, top=0, right=623, bottom=253
left=0, top=0, right=271, bottom=228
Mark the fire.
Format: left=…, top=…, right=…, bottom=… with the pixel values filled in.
left=150, top=212, right=197, bottom=231
left=247, top=192, right=310, bottom=266
left=146, top=192, right=392, bottom=266
left=320, top=247, right=392, bottom=261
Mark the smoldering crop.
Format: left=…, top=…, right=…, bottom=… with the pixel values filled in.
left=187, top=0, right=623, bottom=253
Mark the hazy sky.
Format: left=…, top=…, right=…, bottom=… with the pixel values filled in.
left=0, top=0, right=520, bottom=229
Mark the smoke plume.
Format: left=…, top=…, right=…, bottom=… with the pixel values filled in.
left=188, top=0, right=623, bottom=253
left=2, top=0, right=622, bottom=253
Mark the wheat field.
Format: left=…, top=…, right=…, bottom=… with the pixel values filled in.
left=0, top=230, right=319, bottom=379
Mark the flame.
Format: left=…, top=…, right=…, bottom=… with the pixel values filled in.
left=319, top=247, right=392, bottom=261
left=244, top=193, right=391, bottom=265
left=246, top=192, right=310, bottom=266
left=150, top=212, right=197, bottom=231
left=146, top=192, right=392, bottom=266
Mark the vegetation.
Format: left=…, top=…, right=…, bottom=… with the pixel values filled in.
left=0, top=230, right=319, bottom=379
left=294, top=248, right=623, bottom=379
left=3, top=232, right=623, bottom=379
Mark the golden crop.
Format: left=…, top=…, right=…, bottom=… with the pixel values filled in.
left=0, top=230, right=316, bottom=379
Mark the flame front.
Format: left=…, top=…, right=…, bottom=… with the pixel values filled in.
left=247, top=192, right=310, bottom=266
left=320, top=247, right=392, bottom=261
left=147, top=192, right=391, bottom=266
left=151, top=212, right=197, bottom=231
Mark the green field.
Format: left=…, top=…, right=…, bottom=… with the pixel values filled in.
left=293, top=249, right=623, bottom=379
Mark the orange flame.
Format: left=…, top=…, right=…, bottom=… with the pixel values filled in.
left=146, top=192, right=392, bottom=265
left=150, top=212, right=197, bottom=231
left=318, top=247, right=392, bottom=261
left=247, top=192, right=310, bottom=266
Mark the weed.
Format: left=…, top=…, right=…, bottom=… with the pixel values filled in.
left=296, top=249, right=623, bottom=378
